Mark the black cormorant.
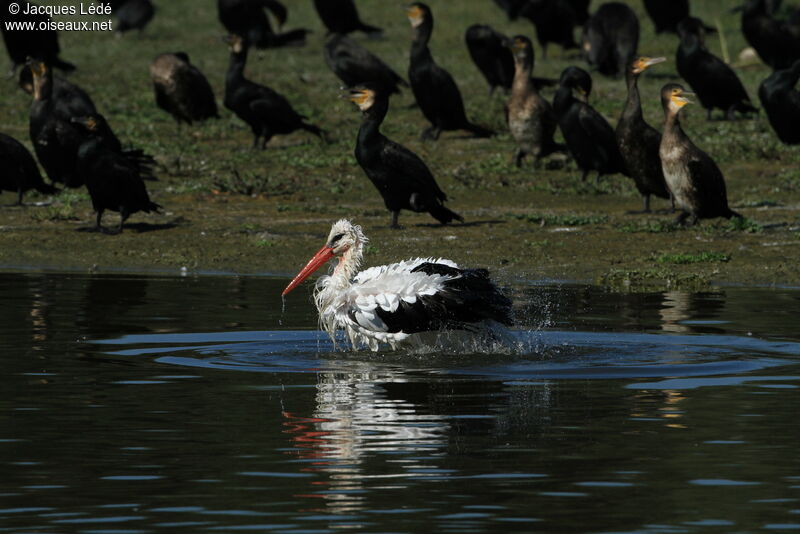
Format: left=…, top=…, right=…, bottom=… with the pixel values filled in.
left=347, top=84, right=463, bottom=229
left=150, top=52, right=219, bottom=124
left=72, top=113, right=157, bottom=181
left=27, top=60, right=83, bottom=187
left=465, top=24, right=514, bottom=95
left=18, top=65, right=96, bottom=120
left=313, top=0, right=382, bottom=37
left=741, top=0, right=800, bottom=69
left=324, top=34, right=407, bottom=95
left=407, top=3, right=493, bottom=140
left=567, top=0, right=591, bottom=25
left=582, top=2, right=639, bottom=78
left=759, top=60, right=800, bottom=144
left=224, top=35, right=324, bottom=149
left=505, top=35, right=562, bottom=167
left=71, top=116, right=162, bottom=234
left=113, top=0, right=155, bottom=34
left=677, top=17, right=757, bottom=120
left=616, top=56, right=671, bottom=213
left=1, top=1, right=75, bottom=73
left=643, top=0, right=688, bottom=34
left=518, top=0, right=580, bottom=58
left=553, top=66, right=627, bottom=182
left=0, top=132, right=58, bottom=205
left=659, top=83, right=741, bottom=225
left=218, top=0, right=309, bottom=49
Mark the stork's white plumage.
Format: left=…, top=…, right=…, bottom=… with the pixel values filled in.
left=282, top=220, right=514, bottom=351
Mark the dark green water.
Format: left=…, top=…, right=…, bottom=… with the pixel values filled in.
left=2, top=273, right=800, bottom=533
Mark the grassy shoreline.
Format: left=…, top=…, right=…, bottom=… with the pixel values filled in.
left=2, top=0, right=799, bottom=289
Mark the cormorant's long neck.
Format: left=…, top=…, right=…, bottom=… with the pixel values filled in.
left=622, top=71, right=643, bottom=122
left=553, top=85, right=574, bottom=117
left=357, top=99, right=389, bottom=145
left=512, top=54, right=534, bottom=94
left=226, top=49, right=247, bottom=86
left=663, top=108, right=686, bottom=144
left=410, top=20, right=433, bottom=62
left=679, top=33, right=701, bottom=55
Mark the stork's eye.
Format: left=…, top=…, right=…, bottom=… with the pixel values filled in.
left=330, top=233, right=345, bottom=244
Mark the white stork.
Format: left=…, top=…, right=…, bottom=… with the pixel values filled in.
left=281, top=220, right=514, bottom=351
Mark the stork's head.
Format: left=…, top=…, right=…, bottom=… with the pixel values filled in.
left=630, top=56, right=666, bottom=75
left=406, top=3, right=429, bottom=29
left=282, top=220, right=367, bottom=296
left=661, top=83, right=693, bottom=115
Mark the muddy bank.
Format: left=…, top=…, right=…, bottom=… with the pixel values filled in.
left=3, top=167, right=799, bottom=290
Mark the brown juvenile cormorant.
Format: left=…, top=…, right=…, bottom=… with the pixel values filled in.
left=313, top=0, right=382, bottom=37
left=554, top=66, right=627, bottom=182
left=677, top=18, right=757, bottom=120
left=0, top=132, right=58, bottom=205
left=582, top=2, right=639, bottom=78
left=223, top=35, right=325, bottom=149
left=150, top=52, right=219, bottom=124
left=659, top=84, right=741, bottom=225
left=348, top=84, right=463, bottom=229
left=407, top=3, right=493, bottom=140
left=759, top=60, right=800, bottom=144
left=505, top=35, right=562, bottom=167
left=71, top=116, right=162, bottom=234
left=741, top=0, right=800, bottom=69
left=1, top=1, right=75, bottom=74
left=113, top=0, right=155, bottom=34
left=324, top=34, right=407, bottom=95
left=616, top=56, right=671, bottom=213
left=218, top=0, right=309, bottom=48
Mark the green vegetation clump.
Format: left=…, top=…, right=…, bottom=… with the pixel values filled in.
left=655, top=252, right=731, bottom=264
left=599, top=268, right=711, bottom=292
left=512, top=213, right=608, bottom=226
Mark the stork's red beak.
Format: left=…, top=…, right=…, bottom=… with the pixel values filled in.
left=281, top=246, right=335, bottom=296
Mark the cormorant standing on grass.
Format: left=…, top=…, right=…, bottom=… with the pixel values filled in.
left=313, top=0, right=382, bottom=37
left=150, top=52, right=219, bottom=124
left=18, top=65, right=96, bottom=120
left=1, top=0, right=75, bottom=73
left=324, top=34, right=407, bottom=95
left=643, top=0, right=688, bottom=34
left=505, top=35, right=562, bottom=167
left=0, top=133, right=58, bottom=205
left=465, top=24, right=514, bottom=95
left=347, top=84, right=463, bottom=229
left=677, top=17, right=757, bottom=120
left=71, top=116, right=162, bottom=234
left=616, top=56, right=671, bottom=212
left=406, top=3, right=493, bottom=140
left=741, top=0, right=800, bottom=69
left=759, top=60, right=800, bottom=144
left=218, top=0, right=309, bottom=48
left=224, top=35, right=324, bottom=149
left=554, top=66, right=627, bottom=182
left=582, top=2, right=639, bottom=78
left=113, top=0, right=155, bottom=34
left=659, top=84, right=741, bottom=225
left=27, top=60, right=83, bottom=187
left=519, top=0, right=580, bottom=58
